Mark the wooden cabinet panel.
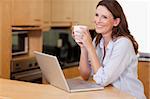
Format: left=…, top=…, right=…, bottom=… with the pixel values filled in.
left=72, top=0, right=89, bottom=25
left=30, top=0, right=43, bottom=25
left=72, top=0, right=99, bottom=29
left=11, top=0, right=42, bottom=26
left=42, top=0, right=51, bottom=31
left=0, top=0, right=11, bottom=78
left=51, top=0, right=72, bottom=26
left=63, top=66, right=80, bottom=79
left=11, top=0, right=51, bottom=31
left=51, top=0, right=100, bottom=28
left=28, top=30, right=43, bottom=57
left=138, top=61, right=150, bottom=99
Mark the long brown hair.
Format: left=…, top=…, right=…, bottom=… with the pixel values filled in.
left=95, top=0, right=138, bottom=54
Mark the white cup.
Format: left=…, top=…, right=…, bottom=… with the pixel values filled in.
left=73, top=25, right=88, bottom=42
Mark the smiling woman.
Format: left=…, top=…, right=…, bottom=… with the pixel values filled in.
left=71, top=0, right=146, bottom=99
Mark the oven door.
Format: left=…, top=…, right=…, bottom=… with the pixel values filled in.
left=11, top=69, right=42, bottom=83
left=12, top=31, right=28, bottom=56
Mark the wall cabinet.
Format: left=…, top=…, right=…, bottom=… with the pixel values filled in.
left=51, top=0, right=99, bottom=29
left=138, top=61, right=150, bottom=99
left=0, top=0, right=11, bottom=78
left=51, top=0, right=73, bottom=27
left=11, top=0, right=51, bottom=32
left=72, top=0, right=99, bottom=29
left=11, top=0, right=43, bottom=26
left=42, top=0, right=51, bottom=31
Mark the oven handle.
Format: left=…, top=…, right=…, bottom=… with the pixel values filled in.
left=12, top=69, right=42, bottom=79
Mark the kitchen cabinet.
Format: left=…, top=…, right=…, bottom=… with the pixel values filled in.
left=51, top=0, right=73, bottom=27
left=138, top=61, right=150, bottom=99
left=63, top=66, right=80, bottom=79
left=0, top=0, right=11, bottom=78
left=0, top=0, right=44, bottom=79
left=72, top=0, right=99, bottom=29
left=11, top=0, right=43, bottom=26
left=41, top=0, right=51, bottom=32
left=11, top=0, right=51, bottom=32
left=51, top=0, right=100, bottom=28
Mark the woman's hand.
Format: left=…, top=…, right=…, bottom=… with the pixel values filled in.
left=71, top=26, right=93, bottom=52
left=71, top=28, right=84, bottom=48
left=81, top=29, right=101, bottom=74
left=81, top=28, right=93, bottom=50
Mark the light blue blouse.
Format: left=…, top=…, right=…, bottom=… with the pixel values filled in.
left=91, top=37, right=146, bottom=99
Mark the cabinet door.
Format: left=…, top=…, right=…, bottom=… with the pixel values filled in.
left=138, top=61, right=150, bottom=99
left=30, top=0, right=43, bottom=26
left=51, top=0, right=72, bottom=26
left=11, top=0, right=42, bottom=26
left=63, top=66, right=80, bottom=79
left=72, top=0, right=99, bottom=29
left=42, top=0, right=51, bottom=31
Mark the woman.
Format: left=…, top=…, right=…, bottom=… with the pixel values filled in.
left=72, top=0, right=146, bottom=99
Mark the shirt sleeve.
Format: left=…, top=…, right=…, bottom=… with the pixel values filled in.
left=93, top=38, right=134, bottom=86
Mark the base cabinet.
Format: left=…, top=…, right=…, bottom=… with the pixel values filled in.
left=138, top=61, right=150, bottom=99
left=63, top=66, right=80, bottom=79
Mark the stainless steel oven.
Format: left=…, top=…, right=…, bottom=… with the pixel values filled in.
left=11, top=57, right=42, bottom=83
left=11, top=69, right=42, bottom=83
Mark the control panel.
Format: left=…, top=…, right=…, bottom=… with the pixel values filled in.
left=11, top=57, right=39, bottom=73
left=11, top=57, right=42, bottom=83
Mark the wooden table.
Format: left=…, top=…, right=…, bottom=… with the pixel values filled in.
left=0, top=78, right=135, bottom=99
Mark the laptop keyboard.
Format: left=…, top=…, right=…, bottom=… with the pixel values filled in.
left=66, top=79, right=103, bottom=90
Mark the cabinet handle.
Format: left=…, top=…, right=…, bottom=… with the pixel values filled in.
left=66, top=17, right=71, bottom=20
left=34, top=19, right=41, bottom=22
left=44, top=21, right=49, bottom=24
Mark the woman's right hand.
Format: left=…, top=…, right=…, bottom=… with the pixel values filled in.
left=71, top=30, right=84, bottom=48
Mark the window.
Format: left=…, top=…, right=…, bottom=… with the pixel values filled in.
left=118, top=0, right=150, bottom=54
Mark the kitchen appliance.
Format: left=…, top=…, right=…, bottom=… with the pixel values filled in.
left=12, top=30, right=29, bottom=56
left=11, top=57, right=42, bottom=83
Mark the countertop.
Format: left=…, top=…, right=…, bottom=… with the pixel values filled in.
left=138, top=57, right=150, bottom=62
left=0, top=78, right=135, bottom=99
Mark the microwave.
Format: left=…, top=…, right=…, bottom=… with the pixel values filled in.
left=12, top=31, right=29, bottom=56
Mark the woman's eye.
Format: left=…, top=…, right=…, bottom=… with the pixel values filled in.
left=95, top=13, right=99, bottom=17
left=102, top=15, right=107, bottom=19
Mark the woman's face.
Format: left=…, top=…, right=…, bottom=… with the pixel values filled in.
left=94, top=5, right=118, bottom=36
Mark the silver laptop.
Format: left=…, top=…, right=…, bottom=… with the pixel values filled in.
left=34, top=51, right=104, bottom=92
